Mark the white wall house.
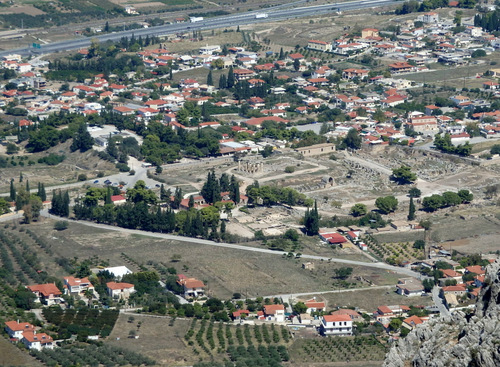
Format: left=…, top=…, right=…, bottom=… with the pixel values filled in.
left=320, top=315, right=353, bottom=336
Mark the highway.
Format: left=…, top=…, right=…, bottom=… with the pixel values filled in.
left=0, top=0, right=399, bottom=57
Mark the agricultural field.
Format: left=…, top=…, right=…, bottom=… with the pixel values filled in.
left=364, top=236, right=426, bottom=265
left=108, top=313, right=291, bottom=365
left=290, top=336, right=387, bottom=364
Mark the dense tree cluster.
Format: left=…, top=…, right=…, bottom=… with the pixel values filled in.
left=422, top=190, right=473, bottom=212
left=42, top=306, right=118, bottom=339
left=47, top=53, right=144, bottom=80
left=201, top=171, right=240, bottom=204
left=246, top=181, right=313, bottom=207
left=50, top=190, right=70, bottom=217
left=31, top=344, right=155, bottom=367
left=434, top=133, right=472, bottom=156
left=475, top=9, right=500, bottom=32
left=304, top=201, right=320, bottom=235
left=72, top=181, right=224, bottom=240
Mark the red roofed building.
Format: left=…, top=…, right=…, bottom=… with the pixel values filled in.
left=27, top=284, right=62, bottom=305
left=22, top=331, right=54, bottom=351
left=442, top=285, right=467, bottom=296
left=262, top=304, right=285, bottom=322
left=4, top=321, right=35, bottom=340
left=403, top=315, right=427, bottom=330
left=177, top=276, right=205, bottom=298
left=244, top=116, right=288, bottom=128
left=18, top=119, right=33, bottom=127
left=286, top=53, right=305, bottom=62
left=144, top=99, right=169, bottom=111
left=113, top=106, right=134, bottom=115
left=320, top=314, right=353, bottom=336
left=232, top=309, right=250, bottom=320
left=106, top=282, right=135, bottom=299
left=304, top=298, right=325, bottom=314
left=465, top=265, right=486, bottom=276
left=330, top=309, right=363, bottom=322
left=63, top=276, right=94, bottom=294
left=307, top=40, right=332, bottom=52
left=232, top=68, right=255, bottom=81
left=389, top=62, right=417, bottom=74
left=342, top=68, right=369, bottom=80
left=110, top=195, right=126, bottom=205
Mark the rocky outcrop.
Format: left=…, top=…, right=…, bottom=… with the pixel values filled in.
left=384, top=261, right=500, bottom=367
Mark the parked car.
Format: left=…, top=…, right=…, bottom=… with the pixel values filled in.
left=93, top=180, right=99, bottom=184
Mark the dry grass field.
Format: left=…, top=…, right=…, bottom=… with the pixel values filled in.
left=314, top=287, right=434, bottom=314
left=0, top=141, right=117, bottom=193
left=0, top=337, right=43, bottom=367
left=8, top=218, right=398, bottom=300
left=107, top=314, right=194, bottom=365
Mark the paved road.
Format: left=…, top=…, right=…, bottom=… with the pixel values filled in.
left=40, top=211, right=421, bottom=278
left=432, top=285, right=450, bottom=317
left=0, top=0, right=400, bottom=57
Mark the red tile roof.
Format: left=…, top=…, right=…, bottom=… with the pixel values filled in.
left=106, top=282, right=134, bottom=290
left=4, top=321, right=35, bottom=332
left=323, top=314, right=351, bottom=322
left=263, top=304, right=285, bottom=315
left=27, top=284, right=62, bottom=297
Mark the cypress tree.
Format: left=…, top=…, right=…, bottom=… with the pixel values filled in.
left=105, top=186, right=112, bottom=205
left=188, top=195, right=194, bottom=208
left=408, top=197, right=416, bottom=221
left=51, top=190, right=57, bottom=214
left=219, top=173, right=230, bottom=192
left=40, top=183, right=46, bottom=202
left=219, top=74, right=227, bottom=89
left=62, top=191, right=70, bottom=217
left=19, top=172, right=23, bottom=182
left=207, top=70, right=213, bottom=86
left=25, top=180, right=30, bottom=193
left=173, top=187, right=183, bottom=209
left=227, top=67, right=235, bottom=88
left=304, top=201, right=320, bottom=235
left=230, top=175, right=240, bottom=204
left=160, top=184, right=168, bottom=201
left=10, top=179, right=16, bottom=201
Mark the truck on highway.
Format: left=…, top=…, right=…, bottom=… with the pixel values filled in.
left=190, top=16, right=204, bottom=23
left=255, top=13, right=268, bottom=19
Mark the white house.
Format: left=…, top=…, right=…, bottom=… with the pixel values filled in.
left=63, top=276, right=94, bottom=295
left=4, top=321, right=35, bottom=340
left=177, top=276, right=206, bottom=298
left=320, top=315, right=353, bottom=336
left=106, top=282, right=135, bottom=299
left=22, top=332, right=55, bottom=351
left=262, top=304, right=285, bottom=322
left=304, top=298, right=326, bottom=314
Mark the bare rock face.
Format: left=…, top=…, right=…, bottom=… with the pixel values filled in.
left=384, top=261, right=500, bottom=367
